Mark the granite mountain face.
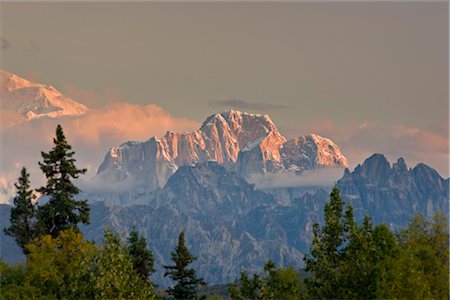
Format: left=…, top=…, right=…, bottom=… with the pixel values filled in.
left=337, top=153, right=449, bottom=226
left=94, top=110, right=348, bottom=197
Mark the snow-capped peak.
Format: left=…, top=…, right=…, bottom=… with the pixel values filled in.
left=0, top=69, right=88, bottom=121
left=95, top=110, right=348, bottom=191
left=281, top=134, right=349, bottom=173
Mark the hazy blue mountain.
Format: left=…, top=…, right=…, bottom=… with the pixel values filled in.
left=1, top=155, right=447, bottom=286
left=337, top=154, right=449, bottom=227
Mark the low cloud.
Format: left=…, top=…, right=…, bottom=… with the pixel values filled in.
left=282, top=120, right=449, bottom=178
left=249, top=168, right=345, bottom=189
left=0, top=103, right=200, bottom=191
left=210, top=98, right=290, bottom=112
left=65, top=103, right=199, bottom=145
left=78, top=175, right=137, bottom=195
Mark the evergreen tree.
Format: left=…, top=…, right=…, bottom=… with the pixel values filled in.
left=164, top=231, right=205, bottom=299
left=304, top=186, right=351, bottom=299
left=229, top=270, right=262, bottom=300
left=126, top=227, right=155, bottom=281
left=35, top=125, right=89, bottom=238
left=4, top=167, right=36, bottom=253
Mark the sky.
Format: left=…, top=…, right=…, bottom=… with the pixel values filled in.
left=0, top=1, right=448, bottom=187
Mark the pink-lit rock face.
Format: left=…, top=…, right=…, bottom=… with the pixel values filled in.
left=96, top=110, right=349, bottom=191
left=0, top=70, right=87, bottom=120
left=280, top=134, right=349, bottom=174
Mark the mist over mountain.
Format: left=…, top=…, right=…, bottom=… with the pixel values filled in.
left=1, top=153, right=447, bottom=285
left=93, top=110, right=348, bottom=201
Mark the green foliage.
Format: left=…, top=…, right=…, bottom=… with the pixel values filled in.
left=261, top=261, right=303, bottom=300
left=229, top=270, right=262, bottom=300
left=0, top=229, right=155, bottom=299
left=304, top=186, right=449, bottom=299
left=126, top=227, right=155, bottom=281
left=387, top=213, right=449, bottom=299
left=35, top=125, right=89, bottom=238
left=164, top=231, right=205, bottom=299
left=3, top=167, right=36, bottom=254
left=25, top=229, right=97, bottom=299
left=0, top=259, right=41, bottom=299
left=304, top=186, right=352, bottom=298
left=229, top=260, right=303, bottom=300
left=92, top=228, right=155, bottom=299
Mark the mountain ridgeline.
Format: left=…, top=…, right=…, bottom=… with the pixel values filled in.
left=2, top=155, right=447, bottom=285
left=94, top=110, right=348, bottom=196
left=0, top=108, right=447, bottom=286
left=337, top=154, right=449, bottom=225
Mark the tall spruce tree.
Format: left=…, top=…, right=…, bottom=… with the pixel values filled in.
left=164, top=231, right=205, bottom=299
left=304, top=186, right=353, bottom=298
left=304, top=186, right=404, bottom=299
left=126, top=228, right=155, bottom=281
left=4, top=167, right=36, bottom=253
left=35, top=125, right=89, bottom=238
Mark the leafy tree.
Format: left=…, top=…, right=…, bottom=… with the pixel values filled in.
left=0, top=259, right=40, bottom=299
left=92, top=228, right=156, bottom=299
left=126, top=227, right=155, bottom=281
left=1, top=229, right=155, bottom=299
left=4, top=167, right=36, bottom=253
left=164, top=231, right=205, bottom=299
left=229, top=260, right=303, bottom=300
left=260, top=260, right=302, bottom=300
left=388, top=213, right=449, bottom=299
left=25, top=229, right=97, bottom=299
left=35, top=124, right=89, bottom=238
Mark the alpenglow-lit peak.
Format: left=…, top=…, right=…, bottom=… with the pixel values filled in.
left=0, top=69, right=87, bottom=120
left=95, top=111, right=348, bottom=193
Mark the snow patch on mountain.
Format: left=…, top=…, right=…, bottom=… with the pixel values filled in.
left=94, top=110, right=348, bottom=194
left=0, top=70, right=87, bottom=121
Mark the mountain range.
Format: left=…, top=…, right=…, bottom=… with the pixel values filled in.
left=94, top=110, right=348, bottom=201
left=0, top=71, right=447, bottom=286
left=1, top=154, right=447, bottom=285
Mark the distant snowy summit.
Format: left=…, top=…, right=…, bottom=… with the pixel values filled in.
left=95, top=110, right=349, bottom=191
left=0, top=70, right=87, bottom=120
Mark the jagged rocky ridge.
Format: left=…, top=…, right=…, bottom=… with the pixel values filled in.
left=1, top=156, right=447, bottom=286
left=94, top=110, right=348, bottom=196
left=337, top=153, right=449, bottom=226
